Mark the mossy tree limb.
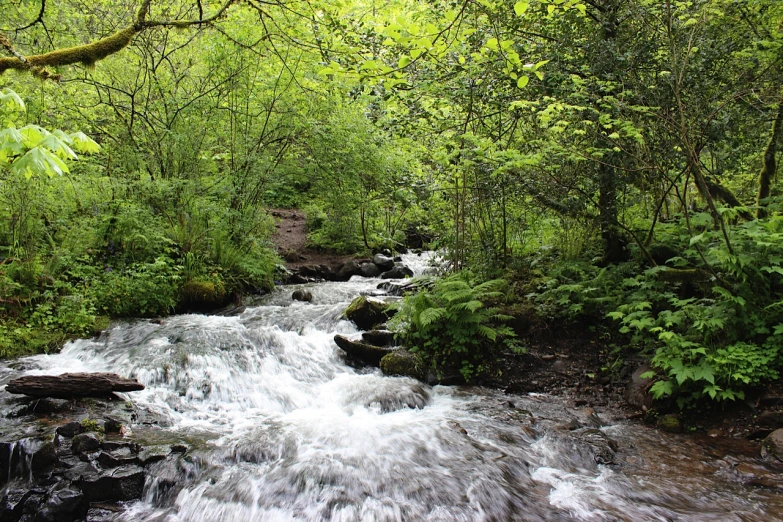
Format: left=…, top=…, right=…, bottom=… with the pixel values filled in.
left=0, top=0, right=238, bottom=79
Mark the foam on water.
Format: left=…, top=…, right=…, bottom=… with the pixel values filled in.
left=3, top=252, right=782, bottom=521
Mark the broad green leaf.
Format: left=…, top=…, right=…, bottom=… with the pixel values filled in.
left=517, top=75, right=529, bottom=88
left=11, top=147, right=70, bottom=178
left=514, top=2, right=529, bottom=16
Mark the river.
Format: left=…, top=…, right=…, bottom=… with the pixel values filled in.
left=1, top=253, right=782, bottom=521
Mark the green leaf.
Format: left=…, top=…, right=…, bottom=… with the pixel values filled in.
left=514, top=1, right=529, bottom=16
left=70, top=132, right=100, bottom=154
left=398, top=56, right=411, bottom=68
left=11, top=147, right=70, bottom=178
left=517, top=75, right=529, bottom=88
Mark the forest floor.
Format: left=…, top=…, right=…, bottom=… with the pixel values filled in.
left=269, top=208, right=354, bottom=270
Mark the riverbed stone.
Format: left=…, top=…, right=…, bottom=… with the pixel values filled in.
left=291, top=289, right=313, bottom=302
left=343, top=296, right=394, bottom=330
left=78, top=465, right=145, bottom=502
left=362, top=330, right=395, bottom=347
left=657, top=414, right=682, bottom=433
left=380, top=264, right=414, bottom=279
left=335, top=260, right=361, bottom=281
left=334, top=335, right=394, bottom=366
left=380, top=350, right=425, bottom=381
left=359, top=263, right=381, bottom=278
left=373, top=253, right=395, bottom=271
left=761, top=428, right=783, bottom=465
left=72, top=433, right=102, bottom=455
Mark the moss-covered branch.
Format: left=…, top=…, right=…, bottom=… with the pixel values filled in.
left=0, top=0, right=236, bottom=80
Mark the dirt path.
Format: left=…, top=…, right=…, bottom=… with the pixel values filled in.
left=269, top=208, right=355, bottom=269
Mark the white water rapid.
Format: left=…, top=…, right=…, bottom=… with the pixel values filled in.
left=2, top=253, right=782, bottom=521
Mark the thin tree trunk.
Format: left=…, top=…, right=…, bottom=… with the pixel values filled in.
left=758, top=102, right=783, bottom=219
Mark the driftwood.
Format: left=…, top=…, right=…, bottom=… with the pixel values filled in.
left=5, top=373, right=144, bottom=399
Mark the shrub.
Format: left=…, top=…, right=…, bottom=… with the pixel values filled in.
left=389, top=272, right=518, bottom=381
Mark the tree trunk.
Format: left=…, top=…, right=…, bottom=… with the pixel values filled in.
left=6, top=373, right=145, bottom=399
left=758, top=102, right=783, bottom=219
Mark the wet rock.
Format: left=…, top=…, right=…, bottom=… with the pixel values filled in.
left=625, top=365, right=654, bottom=409
left=364, top=383, right=431, bottom=413
left=761, top=428, right=783, bottom=466
left=343, top=296, right=395, bottom=330
left=380, top=264, right=414, bottom=279
left=359, top=263, right=381, bottom=278
left=0, top=490, right=27, bottom=520
left=78, top=465, right=145, bottom=502
left=575, top=428, right=618, bottom=465
left=72, top=433, right=102, bottom=455
left=56, top=422, right=86, bottom=439
left=179, top=280, right=228, bottom=312
left=376, top=278, right=433, bottom=297
left=138, top=445, right=171, bottom=466
left=373, top=254, right=395, bottom=272
left=30, top=442, right=57, bottom=479
left=40, top=485, right=86, bottom=521
left=335, top=260, right=361, bottom=281
left=171, top=443, right=189, bottom=454
left=103, top=418, right=123, bottom=434
left=288, top=274, right=308, bottom=285
left=758, top=410, right=783, bottom=428
left=291, top=289, right=313, bottom=302
left=98, top=447, right=137, bottom=468
left=6, top=373, right=144, bottom=399
left=362, top=330, right=395, bottom=347
left=334, top=335, right=394, bottom=366
left=299, top=264, right=334, bottom=281
left=657, top=414, right=682, bottom=433
left=380, top=350, right=425, bottom=381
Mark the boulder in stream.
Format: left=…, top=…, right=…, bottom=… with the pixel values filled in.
left=334, top=335, right=395, bottom=366
left=291, top=289, right=313, bottom=302
left=380, top=264, right=414, bottom=279
left=380, top=350, right=425, bottom=381
left=373, top=253, right=395, bottom=272
left=343, top=296, right=395, bottom=330
left=362, top=330, right=395, bottom=347
left=5, top=373, right=144, bottom=399
left=761, top=428, right=783, bottom=466
left=359, top=263, right=381, bottom=278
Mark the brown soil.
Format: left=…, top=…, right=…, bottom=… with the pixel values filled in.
left=483, top=315, right=782, bottom=450
left=269, top=208, right=355, bottom=270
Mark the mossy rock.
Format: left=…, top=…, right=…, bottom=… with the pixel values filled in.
left=343, top=296, right=395, bottom=330
left=179, top=280, right=228, bottom=312
left=334, top=334, right=394, bottom=366
left=380, top=350, right=425, bottom=381
left=656, top=413, right=682, bottom=433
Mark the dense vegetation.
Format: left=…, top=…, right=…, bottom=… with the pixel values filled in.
left=2, top=0, right=783, bottom=406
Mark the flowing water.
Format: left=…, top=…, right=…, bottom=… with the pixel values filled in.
left=2, top=253, right=783, bottom=521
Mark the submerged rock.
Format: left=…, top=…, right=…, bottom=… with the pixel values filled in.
left=343, top=296, right=395, bottom=330
left=380, top=264, right=414, bottom=279
left=291, top=289, right=313, bottom=302
left=334, top=335, right=394, bottom=366
left=380, top=350, right=425, bottom=381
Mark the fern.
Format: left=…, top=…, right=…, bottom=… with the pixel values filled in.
left=389, top=271, right=518, bottom=381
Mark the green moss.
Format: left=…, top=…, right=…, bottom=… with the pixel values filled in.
left=179, top=279, right=228, bottom=312
left=1, top=26, right=139, bottom=75
left=656, top=414, right=682, bottom=433
left=380, top=350, right=425, bottom=381
left=80, top=418, right=105, bottom=434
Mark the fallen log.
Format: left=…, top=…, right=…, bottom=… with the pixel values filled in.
left=5, top=373, right=144, bottom=399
